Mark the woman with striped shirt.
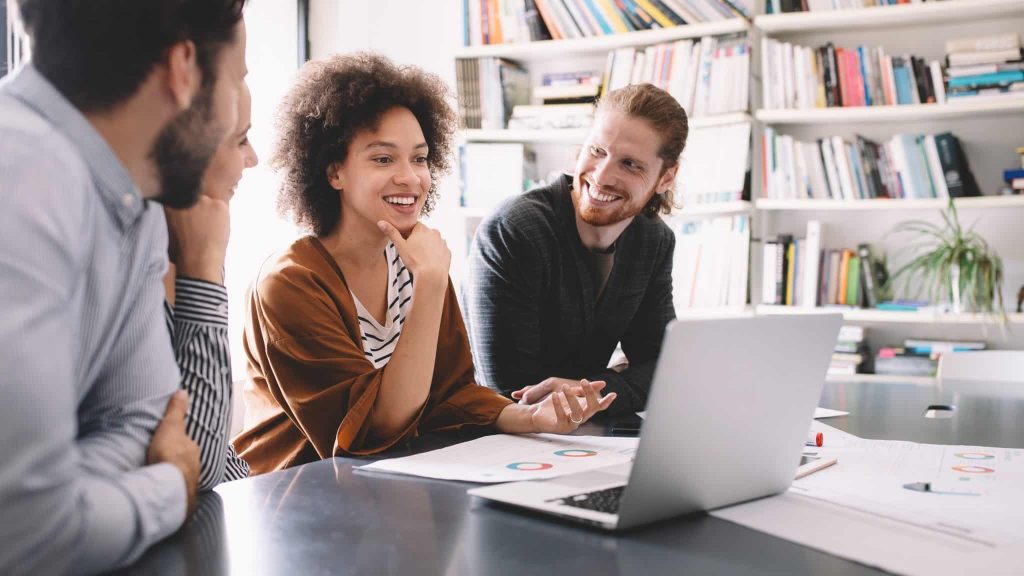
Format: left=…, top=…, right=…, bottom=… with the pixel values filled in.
left=233, top=53, right=616, bottom=474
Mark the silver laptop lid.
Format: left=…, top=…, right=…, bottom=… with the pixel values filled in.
left=616, top=314, right=842, bottom=529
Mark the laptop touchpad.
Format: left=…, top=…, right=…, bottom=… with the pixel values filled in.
left=550, top=463, right=631, bottom=489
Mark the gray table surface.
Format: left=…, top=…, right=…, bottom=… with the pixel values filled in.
left=116, top=379, right=1024, bottom=575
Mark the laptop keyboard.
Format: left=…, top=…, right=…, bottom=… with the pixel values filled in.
left=549, top=486, right=624, bottom=514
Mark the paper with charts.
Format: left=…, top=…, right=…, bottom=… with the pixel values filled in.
left=712, top=422, right=1024, bottom=576
left=357, top=434, right=638, bottom=483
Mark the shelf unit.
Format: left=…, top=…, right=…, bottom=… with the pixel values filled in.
left=454, top=5, right=1024, bottom=355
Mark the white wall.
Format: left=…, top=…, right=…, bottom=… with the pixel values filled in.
left=226, top=0, right=301, bottom=376
left=309, top=0, right=472, bottom=286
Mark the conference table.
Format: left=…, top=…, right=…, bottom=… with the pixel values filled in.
left=117, top=378, right=1024, bottom=575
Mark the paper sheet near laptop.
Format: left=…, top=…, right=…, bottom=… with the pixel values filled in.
left=712, top=422, right=1024, bottom=575
left=357, top=434, right=638, bottom=483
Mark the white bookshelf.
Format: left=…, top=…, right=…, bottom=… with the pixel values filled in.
left=756, top=96, right=1024, bottom=125
left=755, top=305, right=1024, bottom=325
left=755, top=0, right=1023, bottom=34
left=455, top=19, right=749, bottom=61
left=755, top=195, right=1024, bottom=212
left=454, top=6, right=1024, bottom=359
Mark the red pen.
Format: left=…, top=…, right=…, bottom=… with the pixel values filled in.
left=806, top=432, right=823, bottom=447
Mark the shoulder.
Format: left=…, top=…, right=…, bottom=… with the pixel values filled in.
left=254, top=237, right=334, bottom=306
left=632, top=214, right=675, bottom=253
left=0, top=96, right=94, bottom=259
left=476, top=176, right=569, bottom=255
left=0, top=95, right=93, bottom=208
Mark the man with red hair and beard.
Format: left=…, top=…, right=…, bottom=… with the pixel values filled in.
left=463, top=83, right=688, bottom=418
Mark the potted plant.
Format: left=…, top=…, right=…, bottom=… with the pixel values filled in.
left=887, top=199, right=1005, bottom=319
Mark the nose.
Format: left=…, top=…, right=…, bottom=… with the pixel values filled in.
left=591, top=156, right=614, bottom=188
left=245, top=148, right=259, bottom=169
left=393, top=159, right=419, bottom=188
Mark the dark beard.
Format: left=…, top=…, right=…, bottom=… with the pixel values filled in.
left=150, top=83, right=223, bottom=209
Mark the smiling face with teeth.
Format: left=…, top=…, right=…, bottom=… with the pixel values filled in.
left=326, top=106, right=432, bottom=239
left=572, top=109, right=678, bottom=237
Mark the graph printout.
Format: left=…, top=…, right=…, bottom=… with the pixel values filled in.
left=358, top=434, right=638, bottom=483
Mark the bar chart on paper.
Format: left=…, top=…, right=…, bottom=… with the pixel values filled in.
left=358, top=434, right=638, bottom=483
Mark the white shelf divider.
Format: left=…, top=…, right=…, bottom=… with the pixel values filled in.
left=675, top=306, right=755, bottom=320
left=756, top=95, right=1024, bottom=125
left=755, top=305, right=1024, bottom=325
left=455, top=19, right=750, bottom=61
left=755, top=195, right=1024, bottom=212
left=460, top=128, right=589, bottom=144
left=826, top=373, right=936, bottom=386
left=460, top=112, right=752, bottom=144
left=670, top=200, right=754, bottom=219
left=755, top=0, right=1023, bottom=34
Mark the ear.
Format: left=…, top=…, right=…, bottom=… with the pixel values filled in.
left=657, top=163, right=679, bottom=194
left=165, top=40, right=201, bottom=111
left=326, top=161, right=345, bottom=192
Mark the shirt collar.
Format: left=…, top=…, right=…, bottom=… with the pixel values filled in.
left=4, top=64, right=146, bottom=230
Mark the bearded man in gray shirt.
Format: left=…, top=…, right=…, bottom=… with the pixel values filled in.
left=463, top=84, right=688, bottom=417
left=0, top=1, right=247, bottom=573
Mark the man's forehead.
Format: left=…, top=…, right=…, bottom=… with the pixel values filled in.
left=591, top=112, right=661, bottom=157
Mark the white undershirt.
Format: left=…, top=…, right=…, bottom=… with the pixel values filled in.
left=351, top=242, right=414, bottom=368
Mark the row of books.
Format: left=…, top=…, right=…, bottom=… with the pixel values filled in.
left=761, top=40, right=946, bottom=110
left=1005, top=146, right=1024, bottom=193
left=462, top=0, right=752, bottom=46
left=673, top=215, right=750, bottom=310
left=761, top=130, right=981, bottom=201
left=766, top=0, right=939, bottom=14
left=603, top=34, right=750, bottom=118
left=456, top=58, right=530, bottom=130
left=876, top=339, right=987, bottom=376
left=943, top=33, right=1024, bottom=101
left=677, top=120, right=751, bottom=205
left=830, top=325, right=869, bottom=376
left=761, top=221, right=888, bottom=308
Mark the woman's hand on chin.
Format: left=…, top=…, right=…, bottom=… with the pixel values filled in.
left=378, top=220, right=451, bottom=288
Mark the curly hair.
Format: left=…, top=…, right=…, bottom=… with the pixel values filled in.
left=271, top=52, right=458, bottom=236
left=596, top=83, right=689, bottom=218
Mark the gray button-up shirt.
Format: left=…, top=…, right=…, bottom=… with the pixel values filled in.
left=0, top=65, right=185, bottom=575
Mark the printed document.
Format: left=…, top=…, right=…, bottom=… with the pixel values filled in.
left=358, top=434, right=638, bottom=483
left=713, top=422, right=1024, bottom=575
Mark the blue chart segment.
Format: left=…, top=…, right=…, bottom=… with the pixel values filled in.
left=554, top=449, right=598, bottom=458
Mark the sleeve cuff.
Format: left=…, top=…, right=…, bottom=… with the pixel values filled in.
left=173, top=277, right=228, bottom=326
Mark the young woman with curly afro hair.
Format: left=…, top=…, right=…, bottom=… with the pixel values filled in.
left=232, top=53, right=615, bottom=473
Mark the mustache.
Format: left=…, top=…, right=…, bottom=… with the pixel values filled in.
left=584, top=181, right=626, bottom=198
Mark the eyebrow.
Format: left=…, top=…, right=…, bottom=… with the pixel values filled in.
left=365, top=141, right=429, bottom=151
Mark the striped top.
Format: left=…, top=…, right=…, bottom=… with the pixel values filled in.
left=164, top=277, right=249, bottom=487
left=351, top=242, right=414, bottom=368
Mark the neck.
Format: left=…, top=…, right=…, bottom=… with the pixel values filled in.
left=85, top=105, right=167, bottom=199
left=574, top=212, right=633, bottom=252
left=320, top=212, right=390, bottom=270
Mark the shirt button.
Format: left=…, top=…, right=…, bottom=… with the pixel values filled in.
left=121, top=194, right=134, bottom=207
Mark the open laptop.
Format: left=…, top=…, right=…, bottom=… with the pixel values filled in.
left=469, top=313, right=843, bottom=530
